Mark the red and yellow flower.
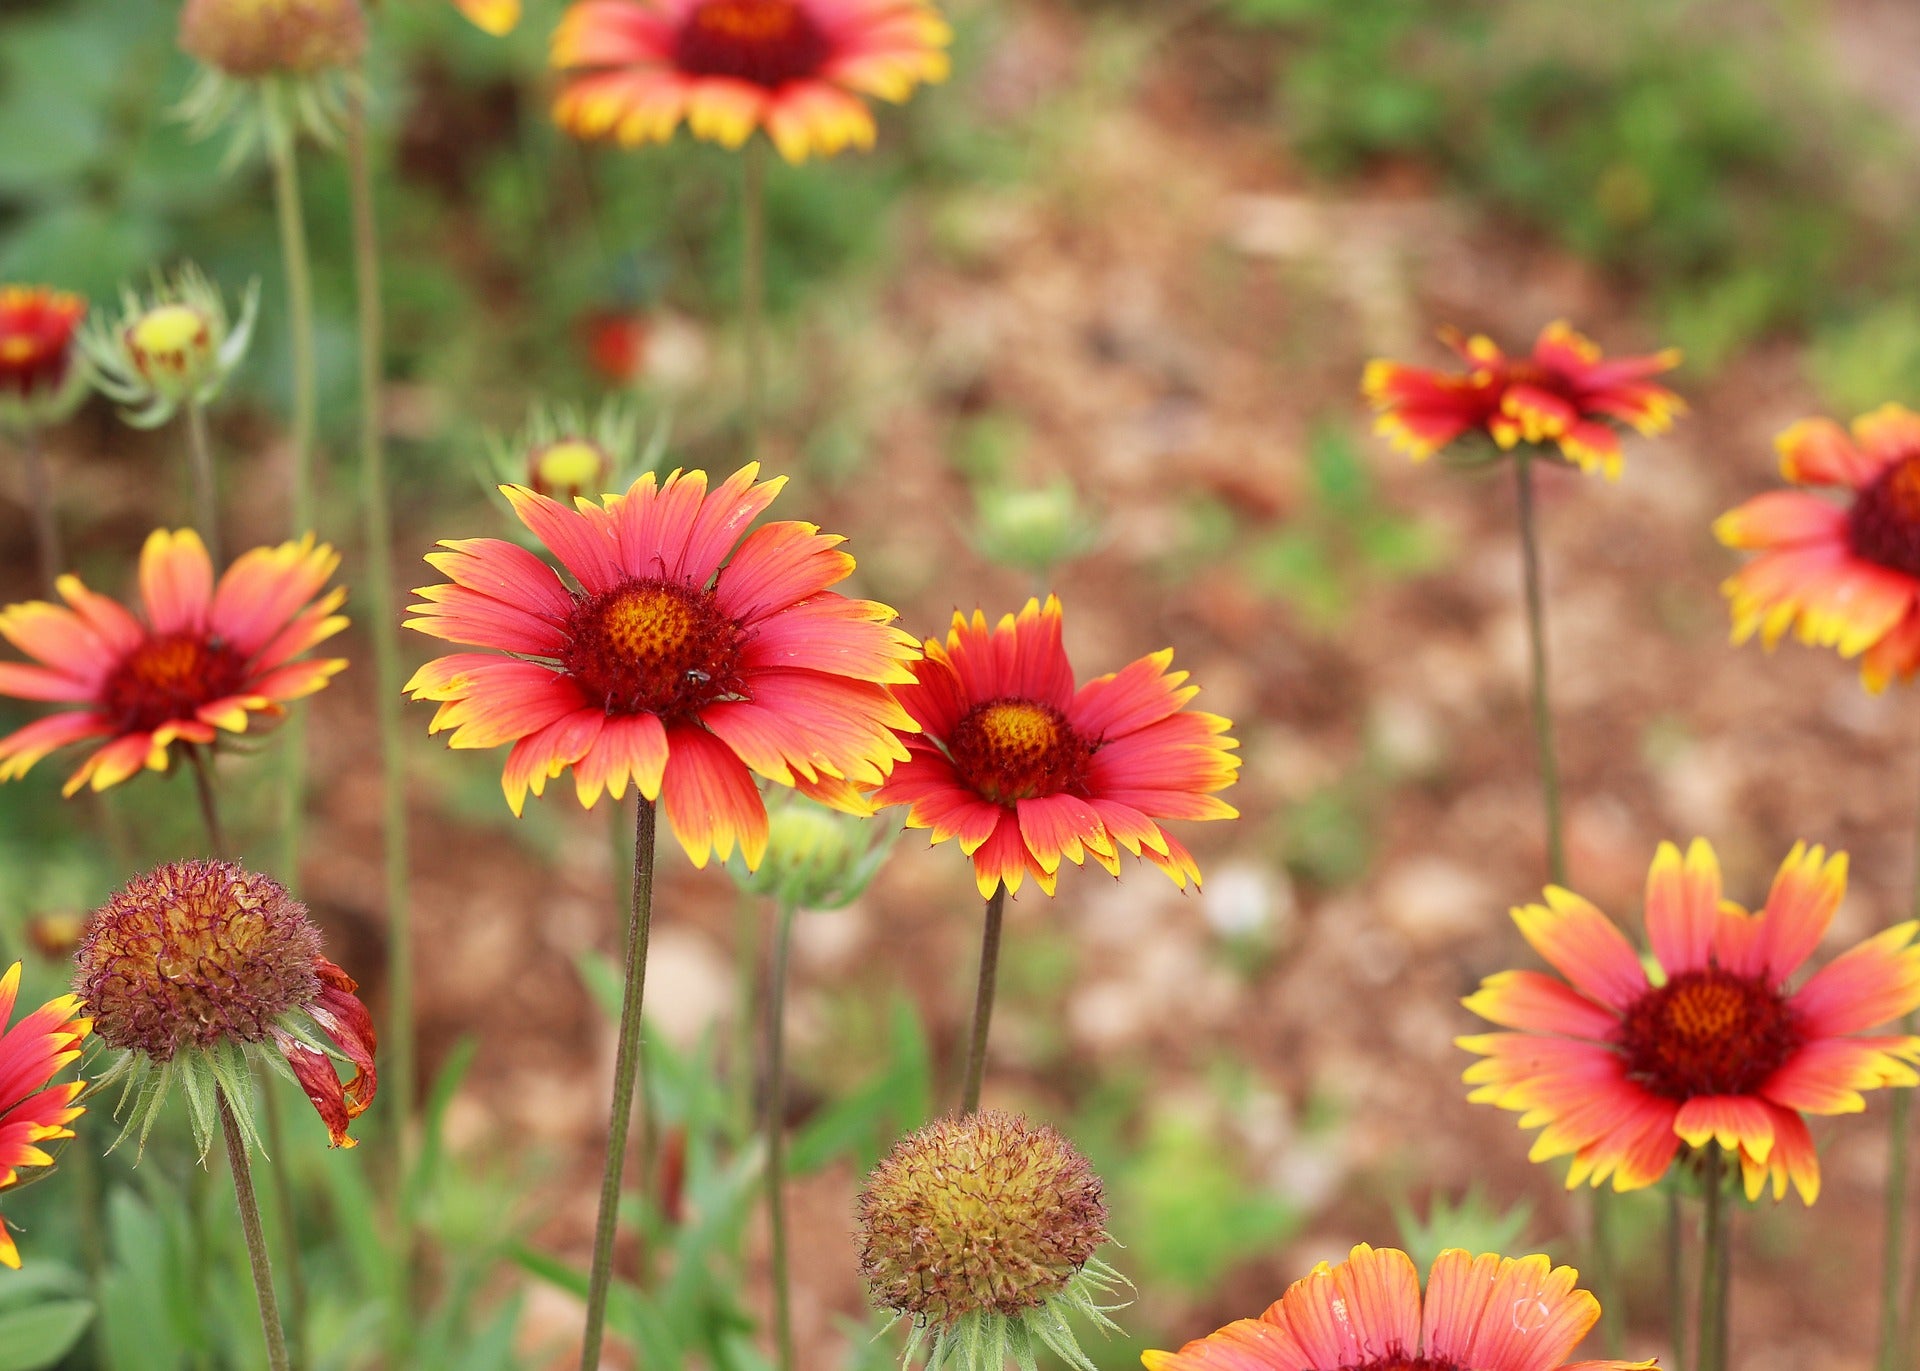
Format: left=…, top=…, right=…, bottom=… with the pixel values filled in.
left=1144, top=1243, right=1649, bottom=1371
left=0, top=529, right=347, bottom=795
left=0, top=285, right=88, bottom=432
left=1716, top=404, right=1920, bottom=692
left=552, top=0, right=951, bottom=163
left=405, top=463, right=919, bottom=868
left=872, top=596, right=1239, bottom=898
left=1363, top=321, right=1684, bottom=479
left=1461, top=838, right=1920, bottom=1203
left=0, top=963, right=90, bottom=1270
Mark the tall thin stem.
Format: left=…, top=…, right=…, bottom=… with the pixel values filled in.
left=1513, top=451, right=1566, bottom=886
left=958, top=885, right=1007, bottom=1115
left=221, top=1088, right=292, bottom=1371
left=345, top=88, right=415, bottom=1150
left=741, top=137, right=767, bottom=462
left=1668, top=1180, right=1688, bottom=1371
left=1695, top=1144, right=1730, bottom=1371
left=579, top=799, right=659, bottom=1371
left=1883, top=744, right=1920, bottom=1371
left=184, top=401, right=222, bottom=565
left=763, top=897, right=798, bottom=1371
left=18, top=427, right=62, bottom=595
left=187, top=745, right=226, bottom=858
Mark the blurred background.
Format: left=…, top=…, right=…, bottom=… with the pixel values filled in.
left=2, top=0, right=1920, bottom=1366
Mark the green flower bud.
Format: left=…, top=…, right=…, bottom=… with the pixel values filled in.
left=971, top=479, right=1101, bottom=577
left=730, top=793, right=895, bottom=910
left=82, top=264, right=259, bottom=428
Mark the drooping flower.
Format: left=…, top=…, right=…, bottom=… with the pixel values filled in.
left=551, top=0, right=952, bottom=163
left=1363, top=321, right=1684, bottom=479
left=873, top=597, right=1239, bottom=898
left=1461, top=838, right=1920, bottom=1203
left=404, top=463, right=920, bottom=867
left=75, top=860, right=377, bottom=1154
left=82, top=264, right=260, bottom=429
left=1716, top=404, right=1920, bottom=692
left=0, top=285, right=89, bottom=433
left=0, top=963, right=90, bottom=1270
left=1143, top=1243, right=1651, bottom=1371
left=0, top=529, right=347, bottom=795
left=857, top=1110, right=1125, bottom=1371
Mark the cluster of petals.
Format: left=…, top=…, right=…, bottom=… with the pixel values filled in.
left=0, top=284, right=88, bottom=430
left=0, top=963, right=90, bottom=1270
left=405, top=463, right=920, bottom=868
left=551, top=0, right=951, bottom=163
left=1363, top=321, right=1684, bottom=479
left=873, top=596, right=1239, bottom=898
left=0, top=529, right=347, bottom=795
left=1461, top=838, right=1920, bottom=1203
left=280, top=957, right=379, bottom=1149
left=1143, top=1242, right=1649, bottom=1371
left=1716, top=403, right=1920, bottom=692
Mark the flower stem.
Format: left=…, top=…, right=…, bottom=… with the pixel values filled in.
left=221, top=1087, right=292, bottom=1371
left=187, top=745, right=226, bottom=859
left=18, top=426, right=62, bottom=595
left=579, top=798, right=659, bottom=1371
left=1513, top=451, right=1566, bottom=886
left=1668, top=1179, right=1688, bottom=1371
left=959, top=885, right=1008, bottom=1115
left=1882, top=745, right=1920, bottom=1371
left=1696, top=1143, right=1731, bottom=1371
left=763, top=896, right=798, bottom=1371
left=741, top=137, right=767, bottom=463
left=184, top=400, right=222, bottom=565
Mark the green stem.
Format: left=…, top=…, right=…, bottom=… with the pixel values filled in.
left=732, top=889, right=760, bottom=1146
left=1884, top=747, right=1920, bottom=1371
left=187, top=745, right=226, bottom=859
left=221, top=1088, right=292, bottom=1371
left=1668, top=1179, right=1688, bottom=1371
left=1696, top=1144, right=1731, bottom=1371
left=268, top=107, right=318, bottom=895
left=260, top=1077, right=309, bottom=1371
left=763, top=898, right=798, bottom=1371
left=184, top=400, right=221, bottom=565
left=579, top=799, right=659, bottom=1371
left=18, top=427, right=61, bottom=595
left=741, top=137, right=767, bottom=462
left=1513, top=451, right=1566, bottom=887
left=958, top=885, right=1007, bottom=1115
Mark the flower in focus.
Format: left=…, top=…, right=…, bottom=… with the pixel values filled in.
left=1143, top=1243, right=1651, bottom=1371
left=405, top=463, right=919, bottom=867
left=728, top=790, right=895, bottom=909
left=450, top=0, right=519, bottom=33
left=1363, top=321, right=1684, bottom=479
left=1461, top=838, right=1920, bottom=1202
left=0, top=529, right=347, bottom=795
left=857, top=1110, right=1124, bottom=1371
left=1715, top=404, right=1920, bottom=692
left=873, top=597, right=1239, bottom=898
left=552, top=0, right=952, bottom=163
left=0, top=285, right=89, bottom=433
left=0, top=963, right=90, bottom=1270
left=483, top=396, right=664, bottom=507
left=82, top=264, right=259, bottom=429
left=76, top=860, right=377, bottom=1154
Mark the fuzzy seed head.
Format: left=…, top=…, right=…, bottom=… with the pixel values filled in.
left=75, top=860, right=322, bottom=1061
left=856, top=1110, right=1108, bottom=1327
left=178, top=0, right=367, bottom=77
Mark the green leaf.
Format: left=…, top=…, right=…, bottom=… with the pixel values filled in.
left=0, top=1298, right=94, bottom=1371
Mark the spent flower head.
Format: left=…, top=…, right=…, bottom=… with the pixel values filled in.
left=728, top=790, right=895, bottom=909
left=0, top=285, right=89, bottom=434
left=856, top=1110, right=1126, bottom=1371
left=83, top=264, right=260, bottom=428
left=76, top=860, right=377, bottom=1157
left=177, top=0, right=367, bottom=153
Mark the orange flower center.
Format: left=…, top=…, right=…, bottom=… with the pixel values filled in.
left=674, top=0, right=830, bottom=88
left=101, top=633, right=248, bottom=733
left=1616, top=968, right=1801, bottom=1100
left=947, top=699, right=1090, bottom=805
left=1849, top=453, right=1920, bottom=578
left=1343, top=1360, right=1457, bottom=1371
left=561, top=578, right=746, bottom=718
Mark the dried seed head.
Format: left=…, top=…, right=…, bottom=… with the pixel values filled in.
left=856, top=1110, right=1108, bottom=1328
left=178, top=0, right=367, bottom=77
left=75, top=860, right=322, bottom=1061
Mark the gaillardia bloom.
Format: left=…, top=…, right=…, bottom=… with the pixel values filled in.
left=1363, top=321, right=1684, bottom=479
left=404, top=463, right=919, bottom=867
left=0, top=529, right=347, bottom=795
left=77, top=861, right=377, bottom=1154
left=858, top=1110, right=1124, bottom=1371
left=873, top=596, right=1239, bottom=898
left=1716, top=404, right=1920, bottom=692
left=1143, top=1244, right=1650, bottom=1371
left=1461, top=839, right=1920, bottom=1202
left=0, top=963, right=89, bottom=1270
left=551, top=0, right=952, bottom=163
left=0, top=285, right=88, bottom=433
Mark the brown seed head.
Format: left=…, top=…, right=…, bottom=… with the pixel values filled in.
left=178, top=0, right=367, bottom=77
left=856, top=1110, right=1108, bottom=1327
left=75, top=860, right=322, bottom=1060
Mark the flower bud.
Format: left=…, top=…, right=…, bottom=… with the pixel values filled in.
left=731, top=793, right=894, bottom=910
left=83, top=265, right=258, bottom=428
left=487, top=398, right=662, bottom=514
left=0, top=285, right=88, bottom=432
left=530, top=438, right=613, bottom=503
left=179, top=0, right=367, bottom=78
left=972, top=479, right=1101, bottom=577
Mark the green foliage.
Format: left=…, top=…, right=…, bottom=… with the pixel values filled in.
left=0, top=1263, right=93, bottom=1371
left=1391, top=1185, right=1535, bottom=1273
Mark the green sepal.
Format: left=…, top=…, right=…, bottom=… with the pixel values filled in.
left=887, top=1255, right=1132, bottom=1371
